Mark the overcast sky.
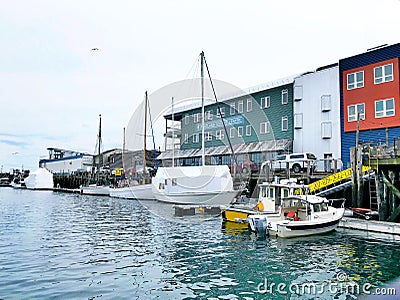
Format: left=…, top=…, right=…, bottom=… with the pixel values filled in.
left=0, top=0, right=399, bottom=172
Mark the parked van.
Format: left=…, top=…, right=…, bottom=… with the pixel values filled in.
left=272, top=152, right=317, bottom=173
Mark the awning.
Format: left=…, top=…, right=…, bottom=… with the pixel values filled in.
left=157, top=139, right=292, bottom=160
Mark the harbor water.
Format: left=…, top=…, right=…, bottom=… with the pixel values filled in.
left=1, top=188, right=400, bottom=299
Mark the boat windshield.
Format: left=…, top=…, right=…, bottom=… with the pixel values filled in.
left=313, top=203, right=329, bottom=212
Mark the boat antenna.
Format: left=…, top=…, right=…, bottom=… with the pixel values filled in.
left=203, top=54, right=244, bottom=187
left=200, top=51, right=205, bottom=166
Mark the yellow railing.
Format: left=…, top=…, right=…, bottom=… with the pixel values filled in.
left=308, top=166, right=371, bottom=193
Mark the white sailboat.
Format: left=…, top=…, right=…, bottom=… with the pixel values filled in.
left=152, top=52, right=239, bottom=206
left=81, top=114, right=110, bottom=196
left=110, top=92, right=155, bottom=200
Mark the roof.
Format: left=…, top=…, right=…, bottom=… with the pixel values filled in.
left=157, top=139, right=292, bottom=159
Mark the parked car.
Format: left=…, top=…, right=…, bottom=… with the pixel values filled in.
left=271, top=152, right=317, bottom=173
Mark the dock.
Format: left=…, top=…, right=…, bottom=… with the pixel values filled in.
left=339, top=217, right=400, bottom=235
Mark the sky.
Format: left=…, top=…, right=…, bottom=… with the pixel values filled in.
left=0, top=0, right=399, bottom=172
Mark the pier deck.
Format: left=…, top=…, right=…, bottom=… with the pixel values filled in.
left=339, top=217, right=400, bottom=235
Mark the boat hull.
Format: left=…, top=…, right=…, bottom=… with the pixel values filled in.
left=110, top=184, right=154, bottom=200
left=152, top=190, right=239, bottom=206
left=80, top=185, right=110, bottom=196
left=272, top=218, right=341, bottom=238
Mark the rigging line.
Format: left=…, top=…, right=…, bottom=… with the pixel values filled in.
left=203, top=54, right=245, bottom=188
left=147, top=94, right=159, bottom=170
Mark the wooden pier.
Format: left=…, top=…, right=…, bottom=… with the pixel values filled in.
left=339, top=217, right=400, bottom=235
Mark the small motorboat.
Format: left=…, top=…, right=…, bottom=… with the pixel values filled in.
left=351, top=207, right=379, bottom=220
left=248, top=195, right=345, bottom=238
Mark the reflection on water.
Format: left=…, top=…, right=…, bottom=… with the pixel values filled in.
left=0, top=188, right=399, bottom=299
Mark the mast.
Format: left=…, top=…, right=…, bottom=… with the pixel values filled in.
left=200, top=51, right=205, bottom=166
left=122, top=127, right=126, bottom=171
left=143, top=92, right=148, bottom=175
left=97, top=114, right=102, bottom=182
left=172, top=96, right=175, bottom=167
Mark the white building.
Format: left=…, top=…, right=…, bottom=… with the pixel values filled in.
left=293, top=64, right=342, bottom=171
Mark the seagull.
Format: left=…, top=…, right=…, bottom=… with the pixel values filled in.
left=91, top=48, right=99, bottom=51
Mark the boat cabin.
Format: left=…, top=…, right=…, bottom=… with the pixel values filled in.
left=280, top=196, right=329, bottom=221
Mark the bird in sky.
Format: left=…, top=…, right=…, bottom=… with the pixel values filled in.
left=91, top=48, right=99, bottom=51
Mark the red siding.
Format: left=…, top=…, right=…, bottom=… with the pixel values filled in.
left=343, top=58, right=400, bottom=132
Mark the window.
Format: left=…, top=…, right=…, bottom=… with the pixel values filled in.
left=229, top=127, right=235, bottom=138
left=375, top=98, right=395, bottom=118
left=238, top=100, right=244, bottom=113
left=321, top=95, right=331, bottom=112
left=193, top=133, right=199, bottom=143
left=246, top=125, right=252, bottom=136
left=347, top=71, right=364, bottom=90
left=247, top=98, right=252, bottom=112
left=348, top=103, right=365, bottom=122
left=216, top=107, right=225, bottom=118
left=321, top=122, right=332, bottom=139
left=260, top=96, right=270, bottom=109
left=205, top=110, right=213, bottom=121
left=238, top=126, right=243, bottom=137
left=184, top=133, right=188, bottom=144
left=193, top=113, right=200, bottom=123
left=282, top=116, right=288, bottom=131
left=216, top=129, right=224, bottom=140
left=294, top=113, right=303, bottom=129
left=374, top=64, right=393, bottom=84
left=282, top=89, right=288, bottom=105
left=260, top=122, right=270, bottom=134
left=205, top=131, right=212, bottom=141
left=294, top=85, right=303, bottom=101
left=230, top=102, right=235, bottom=115
left=184, top=114, right=189, bottom=125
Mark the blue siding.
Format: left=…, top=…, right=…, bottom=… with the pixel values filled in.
left=339, top=43, right=400, bottom=167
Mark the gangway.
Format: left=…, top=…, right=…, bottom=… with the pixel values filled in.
left=308, top=166, right=371, bottom=196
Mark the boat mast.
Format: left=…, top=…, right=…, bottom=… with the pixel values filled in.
left=200, top=51, right=205, bottom=166
left=143, top=92, right=148, bottom=175
left=172, top=96, right=175, bottom=167
left=97, top=114, right=102, bottom=182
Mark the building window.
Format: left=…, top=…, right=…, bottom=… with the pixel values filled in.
left=229, top=127, right=235, bottom=138
left=294, top=85, right=303, bottom=101
left=294, top=113, right=303, bottom=129
left=237, top=126, right=243, bottom=137
left=216, top=107, right=225, bottom=118
left=193, top=133, right=199, bottom=143
left=321, top=122, right=332, bottom=139
left=216, top=130, right=225, bottom=140
left=260, top=96, right=270, bottom=109
left=184, top=133, right=188, bottom=144
left=205, top=131, right=212, bottom=141
left=282, top=89, right=288, bottom=105
left=238, top=100, right=244, bottom=113
left=184, top=114, right=189, bottom=125
left=247, top=98, right=252, bottom=112
left=374, top=64, right=393, bottom=84
left=246, top=125, right=252, bottom=136
left=230, top=102, right=235, bottom=115
left=375, top=98, right=395, bottom=118
left=282, top=116, right=288, bottom=131
left=205, top=110, right=213, bottom=121
left=321, top=95, right=331, bottom=112
left=260, top=122, right=270, bottom=134
left=347, top=71, right=364, bottom=90
left=193, top=113, right=200, bottom=123
left=348, top=103, right=365, bottom=122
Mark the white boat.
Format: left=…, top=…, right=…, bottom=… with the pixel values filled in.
left=152, top=165, right=238, bottom=205
left=81, top=184, right=110, bottom=196
left=222, top=178, right=304, bottom=223
left=81, top=114, right=110, bottom=196
left=10, top=177, right=26, bottom=189
left=110, top=92, right=155, bottom=200
left=110, top=182, right=153, bottom=200
left=248, top=195, right=345, bottom=238
left=152, top=52, right=239, bottom=206
left=25, top=168, right=54, bottom=190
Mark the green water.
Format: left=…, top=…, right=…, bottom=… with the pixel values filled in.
left=0, top=188, right=399, bottom=299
